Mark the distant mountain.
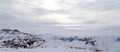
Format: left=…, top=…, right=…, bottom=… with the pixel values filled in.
left=0, top=29, right=32, bottom=35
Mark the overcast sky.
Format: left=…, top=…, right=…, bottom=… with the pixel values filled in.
left=0, top=0, right=120, bottom=36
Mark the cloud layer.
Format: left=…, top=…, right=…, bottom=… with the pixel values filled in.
left=0, top=0, right=120, bottom=36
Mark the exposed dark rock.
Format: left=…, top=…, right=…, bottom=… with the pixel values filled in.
left=13, top=29, right=20, bottom=32
left=2, top=37, right=46, bottom=49
left=116, top=38, right=120, bottom=41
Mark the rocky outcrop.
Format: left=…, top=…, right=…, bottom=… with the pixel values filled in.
left=0, top=29, right=46, bottom=49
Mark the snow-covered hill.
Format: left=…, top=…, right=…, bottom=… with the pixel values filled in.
left=0, top=29, right=120, bottom=52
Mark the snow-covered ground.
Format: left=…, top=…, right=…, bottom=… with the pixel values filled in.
left=0, top=29, right=120, bottom=52
left=0, top=47, right=94, bottom=52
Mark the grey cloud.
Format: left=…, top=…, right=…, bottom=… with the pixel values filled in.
left=0, top=0, right=120, bottom=36
left=79, top=0, right=120, bottom=11
left=0, top=14, right=15, bottom=21
left=83, top=20, right=98, bottom=25
left=34, top=8, right=67, bottom=15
